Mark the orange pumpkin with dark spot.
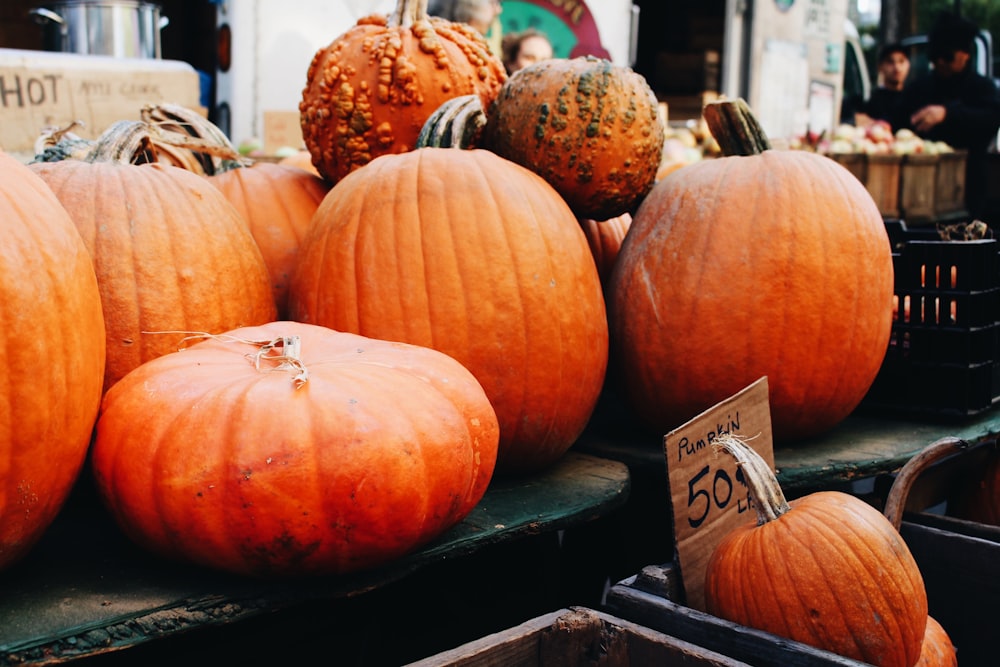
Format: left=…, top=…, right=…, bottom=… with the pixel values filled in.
left=299, top=0, right=506, bottom=185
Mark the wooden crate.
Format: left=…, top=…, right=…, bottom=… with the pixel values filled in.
left=900, top=154, right=939, bottom=222
left=828, top=153, right=866, bottom=184
left=406, top=607, right=752, bottom=666
left=864, top=154, right=902, bottom=219
left=934, top=150, right=968, bottom=217
left=604, top=570, right=869, bottom=667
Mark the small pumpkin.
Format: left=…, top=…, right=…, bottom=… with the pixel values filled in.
left=704, top=434, right=928, bottom=667
left=288, top=147, right=608, bottom=474
left=483, top=56, right=664, bottom=221
left=914, top=615, right=958, bottom=667
left=91, top=321, right=499, bottom=578
left=299, top=0, right=506, bottom=185
left=579, top=213, right=632, bottom=289
left=609, top=99, right=894, bottom=441
left=30, top=121, right=277, bottom=392
left=0, top=151, right=106, bottom=571
left=210, top=162, right=330, bottom=319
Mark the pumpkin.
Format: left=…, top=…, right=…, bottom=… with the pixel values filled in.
left=609, top=99, right=894, bottom=441
left=299, top=0, right=506, bottom=185
left=288, top=147, right=608, bottom=474
left=210, top=162, right=330, bottom=319
left=579, top=213, right=632, bottom=289
left=914, top=615, right=958, bottom=667
left=0, top=151, right=106, bottom=570
left=30, top=121, right=277, bottom=393
left=279, top=150, right=322, bottom=177
left=704, top=434, right=928, bottom=667
left=91, top=321, right=499, bottom=577
left=482, top=56, right=664, bottom=221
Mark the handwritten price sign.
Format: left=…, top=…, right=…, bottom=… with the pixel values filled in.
left=662, top=376, right=774, bottom=612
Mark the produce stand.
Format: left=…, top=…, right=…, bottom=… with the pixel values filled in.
left=0, top=452, right=630, bottom=665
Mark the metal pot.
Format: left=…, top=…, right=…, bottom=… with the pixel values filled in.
left=29, top=1, right=169, bottom=59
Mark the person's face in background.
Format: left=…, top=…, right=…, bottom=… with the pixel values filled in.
left=879, top=51, right=910, bottom=91
left=469, top=0, right=501, bottom=35
left=510, top=35, right=553, bottom=73
left=932, top=49, right=971, bottom=78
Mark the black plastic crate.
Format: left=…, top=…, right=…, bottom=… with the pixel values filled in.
left=864, top=220, right=1000, bottom=417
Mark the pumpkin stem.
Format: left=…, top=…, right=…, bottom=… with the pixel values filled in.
left=416, top=95, right=487, bottom=148
left=883, top=437, right=969, bottom=530
left=250, top=335, right=309, bottom=389
left=703, top=98, right=772, bottom=157
left=141, top=103, right=248, bottom=174
left=714, top=434, right=790, bottom=524
left=85, top=120, right=158, bottom=165
left=388, top=0, right=428, bottom=29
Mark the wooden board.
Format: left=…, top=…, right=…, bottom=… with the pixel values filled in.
left=0, top=452, right=629, bottom=664
left=407, top=607, right=751, bottom=667
left=580, top=406, right=1000, bottom=493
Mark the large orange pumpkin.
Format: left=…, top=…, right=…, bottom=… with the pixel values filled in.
left=91, top=321, right=499, bottom=577
left=210, top=162, right=330, bottom=319
left=483, top=56, right=664, bottom=221
left=30, top=121, right=277, bottom=392
left=0, top=151, right=106, bottom=570
left=288, top=147, right=608, bottom=474
left=704, top=435, right=928, bottom=667
left=609, top=100, right=894, bottom=441
left=299, top=0, right=506, bottom=185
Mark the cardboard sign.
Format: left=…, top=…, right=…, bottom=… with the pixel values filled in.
left=263, top=110, right=305, bottom=154
left=663, top=376, right=774, bottom=612
left=0, top=48, right=202, bottom=155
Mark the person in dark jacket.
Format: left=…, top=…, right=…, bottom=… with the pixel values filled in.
left=892, top=12, right=1000, bottom=220
left=859, top=43, right=910, bottom=124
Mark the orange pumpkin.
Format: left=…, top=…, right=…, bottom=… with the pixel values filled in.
left=288, top=148, right=608, bottom=474
left=579, top=213, right=632, bottom=289
left=91, top=321, right=499, bottom=577
left=705, top=435, right=928, bottom=667
left=30, top=121, right=277, bottom=392
left=0, top=151, right=106, bottom=570
left=299, top=0, right=506, bottom=185
left=609, top=100, right=894, bottom=441
left=483, top=56, right=664, bottom=221
left=914, top=616, right=958, bottom=667
left=210, top=162, right=330, bottom=319
left=278, top=150, right=321, bottom=177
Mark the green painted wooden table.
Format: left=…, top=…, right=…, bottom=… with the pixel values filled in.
left=0, top=452, right=630, bottom=665
left=579, top=407, right=1000, bottom=492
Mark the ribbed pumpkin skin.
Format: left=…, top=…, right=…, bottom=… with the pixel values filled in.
left=705, top=491, right=927, bottom=667
left=580, top=213, right=632, bottom=288
left=299, top=1, right=506, bottom=185
left=91, top=322, right=498, bottom=578
left=0, top=152, right=106, bottom=570
left=288, top=148, right=608, bottom=474
left=914, top=616, right=957, bottom=667
left=610, top=151, right=893, bottom=441
left=484, top=57, right=664, bottom=221
left=30, top=161, right=277, bottom=393
left=210, top=162, right=330, bottom=319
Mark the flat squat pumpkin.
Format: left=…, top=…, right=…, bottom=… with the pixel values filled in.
left=91, top=322, right=499, bottom=578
